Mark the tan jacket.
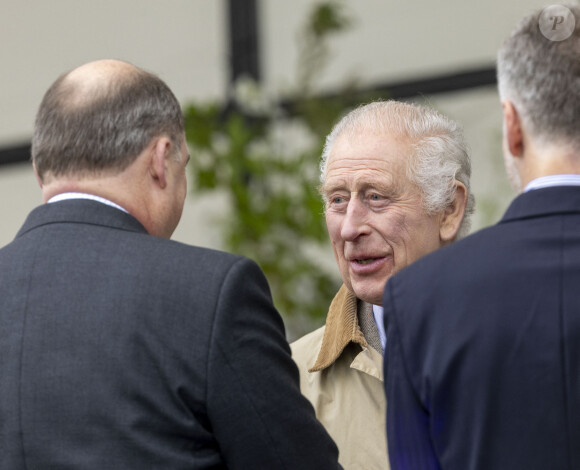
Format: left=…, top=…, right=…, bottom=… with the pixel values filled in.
left=291, top=285, right=389, bottom=470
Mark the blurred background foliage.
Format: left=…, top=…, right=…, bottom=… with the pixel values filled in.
left=184, top=1, right=381, bottom=338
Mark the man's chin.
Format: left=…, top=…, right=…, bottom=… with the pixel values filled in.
left=351, top=285, right=384, bottom=306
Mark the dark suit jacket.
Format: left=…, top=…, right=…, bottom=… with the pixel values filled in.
left=383, top=186, right=580, bottom=470
left=0, top=199, right=340, bottom=469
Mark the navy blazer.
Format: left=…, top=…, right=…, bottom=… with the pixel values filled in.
left=383, top=186, right=580, bottom=470
left=0, top=200, right=341, bottom=469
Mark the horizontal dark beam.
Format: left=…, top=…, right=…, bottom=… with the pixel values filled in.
left=281, top=65, right=497, bottom=113
left=0, top=143, right=30, bottom=167
left=278, top=65, right=497, bottom=117
left=376, top=65, right=497, bottom=99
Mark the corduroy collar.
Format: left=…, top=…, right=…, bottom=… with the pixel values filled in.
left=308, top=284, right=368, bottom=372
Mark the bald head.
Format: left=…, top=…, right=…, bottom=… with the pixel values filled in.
left=62, top=59, right=140, bottom=107
left=32, top=59, right=185, bottom=181
left=68, top=59, right=135, bottom=80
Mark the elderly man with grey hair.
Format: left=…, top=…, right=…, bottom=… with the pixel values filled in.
left=291, top=99, right=474, bottom=470
left=383, top=5, right=580, bottom=469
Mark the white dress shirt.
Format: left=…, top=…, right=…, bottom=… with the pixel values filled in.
left=48, top=192, right=128, bottom=214
left=525, top=174, right=580, bottom=191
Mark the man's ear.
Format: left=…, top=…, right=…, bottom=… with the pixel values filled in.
left=439, top=181, right=468, bottom=243
left=149, top=137, right=172, bottom=189
left=503, top=100, right=524, bottom=158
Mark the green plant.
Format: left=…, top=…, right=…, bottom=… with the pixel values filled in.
left=184, top=1, right=374, bottom=338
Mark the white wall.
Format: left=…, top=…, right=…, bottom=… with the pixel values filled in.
left=0, top=0, right=226, bottom=145
left=0, top=0, right=227, bottom=247
left=260, top=0, right=547, bottom=94
left=0, top=164, right=41, bottom=246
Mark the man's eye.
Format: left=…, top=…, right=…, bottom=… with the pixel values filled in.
left=368, top=193, right=390, bottom=208
left=327, top=195, right=348, bottom=209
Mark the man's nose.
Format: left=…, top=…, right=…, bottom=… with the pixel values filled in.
left=340, top=196, right=369, bottom=241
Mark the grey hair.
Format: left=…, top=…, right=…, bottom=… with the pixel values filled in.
left=497, top=4, right=580, bottom=150
left=32, top=62, right=185, bottom=180
left=320, top=100, right=474, bottom=239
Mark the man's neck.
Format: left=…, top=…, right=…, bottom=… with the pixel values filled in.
left=518, top=142, right=580, bottom=188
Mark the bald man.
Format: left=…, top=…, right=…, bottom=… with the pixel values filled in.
left=0, top=60, right=341, bottom=469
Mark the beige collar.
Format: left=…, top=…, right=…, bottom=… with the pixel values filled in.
left=309, top=285, right=368, bottom=372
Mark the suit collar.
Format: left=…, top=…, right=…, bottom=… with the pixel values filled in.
left=501, top=186, right=580, bottom=224
left=17, top=199, right=147, bottom=239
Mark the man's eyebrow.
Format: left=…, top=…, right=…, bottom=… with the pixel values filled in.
left=320, top=181, right=347, bottom=195
left=322, top=178, right=394, bottom=195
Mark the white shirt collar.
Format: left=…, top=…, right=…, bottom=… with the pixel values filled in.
left=525, top=174, right=580, bottom=192
left=372, top=304, right=386, bottom=351
left=47, top=192, right=128, bottom=214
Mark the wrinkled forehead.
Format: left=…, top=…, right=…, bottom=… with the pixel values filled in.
left=322, top=131, right=415, bottom=195
left=326, top=130, right=412, bottom=175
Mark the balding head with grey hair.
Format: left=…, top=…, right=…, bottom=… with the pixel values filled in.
left=32, top=59, right=185, bottom=182
left=30, top=59, right=190, bottom=239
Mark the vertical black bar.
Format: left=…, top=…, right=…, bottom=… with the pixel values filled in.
left=227, top=0, right=261, bottom=83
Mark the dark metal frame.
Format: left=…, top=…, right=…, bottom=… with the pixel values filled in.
left=227, top=0, right=260, bottom=82
left=0, top=143, right=31, bottom=166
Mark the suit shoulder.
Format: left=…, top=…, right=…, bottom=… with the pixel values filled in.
left=149, top=237, right=245, bottom=267
left=134, top=237, right=264, bottom=294
left=396, top=223, right=502, bottom=282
